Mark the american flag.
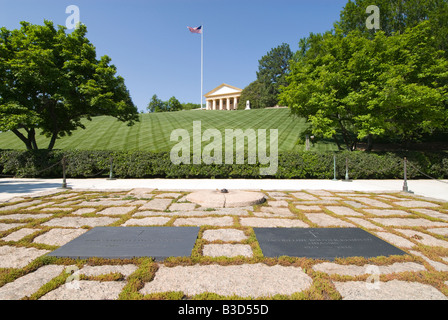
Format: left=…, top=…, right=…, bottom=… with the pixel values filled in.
left=187, top=26, right=202, bottom=34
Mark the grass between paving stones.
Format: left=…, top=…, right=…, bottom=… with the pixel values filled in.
left=1, top=190, right=448, bottom=300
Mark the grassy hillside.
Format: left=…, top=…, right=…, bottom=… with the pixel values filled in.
left=0, top=108, right=338, bottom=152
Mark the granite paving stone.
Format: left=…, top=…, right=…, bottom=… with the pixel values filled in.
left=343, top=201, right=367, bottom=208
left=305, top=213, right=355, bottom=227
left=295, top=205, right=322, bottom=212
left=370, top=218, right=448, bottom=228
left=49, top=193, right=78, bottom=200
left=0, top=213, right=53, bottom=221
left=155, top=193, right=182, bottom=199
left=203, top=244, right=253, bottom=257
left=121, top=217, right=170, bottom=226
left=139, top=199, right=173, bottom=211
left=254, top=207, right=294, bottom=217
left=398, top=230, right=448, bottom=248
left=290, top=192, right=319, bottom=201
left=176, top=196, right=188, bottom=202
left=24, top=202, right=55, bottom=210
left=39, top=280, right=126, bottom=300
left=333, top=280, right=447, bottom=300
left=173, top=216, right=234, bottom=227
left=428, top=228, right=448, bottom=236
left=78, top=264, right=138, bottom=278
left=71, top=208, right=97, bottom=215
left=126, top=188, right=155, bottom=198
left=346, top=218, right=384, bottom=231
left=377, top=194, right=406, bottom=201
left=313, top=262, right=426, bottom=276
left=412, top=209, right=448, bottom=221
left=128, top=200, right=150, bottom=206
left=393, top=200, right=440, bottom=208
left=2, top=228, right=37, bottom=242
left=0, top=200, right=42, bottom=211
left=0, top=223, right=26, bottom=231
left=206, top=208, right=251, bottom=215
left=40, top=207, right=73, bottom=212
left=76, top=200, right=133, bottom=207
left=374, top=231, right=416, bottom=249
left=410, top=250, right=448, bottom=271
left=168, top=202, right=197, bottom=211
left=133, top=210, right=194, bottom=217
left=0, top=245, right=50, bottom=268
left=363, top=209, right=413, bottom=216
left=202, top=229, right=248, bottom=242
left=0, top=265, right=65, bottom=300
left=240, top=217, right=309, bottom=228
left=298, top=200, right=339, bottom=205
left=140, top=264, right=313, bottom=298
left=97, top=206, right=136, bottom=216
left=307, top=190, right=334, bottom=197
left=33, top=228, right=88, bottom=246
left=348, top=197, right=392, bottom=208
left=57, top=200, right=80, bottom=206
left=320, top=196, right=343, bottom=201
left=325, top=206, right=364, bottom=216
left=42, top=217, right=118, bottom=228
left=267, top=192, right=290, bottom=198
left=268, top=200, right=289, bottom=207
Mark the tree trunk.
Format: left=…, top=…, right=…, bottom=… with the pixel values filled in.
left=333, top=135, right=343, bottom=151
left=12, top=129, right=33, bottom=150
left=47, top=132, right=58, bottom=151
left=366, top=134, right=374, bottom=152
left=338, top=120, right=353, bottom=151
left=29, top=128, right=38, bottom=150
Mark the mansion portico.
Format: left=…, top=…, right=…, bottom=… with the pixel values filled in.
left=204, top=83, right=242, bottom=110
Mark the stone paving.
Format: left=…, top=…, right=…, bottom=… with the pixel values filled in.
left=0, top=189, right=447, bottom=300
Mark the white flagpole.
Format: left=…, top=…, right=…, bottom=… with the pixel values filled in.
left=201, top=24, right=204, bottom=109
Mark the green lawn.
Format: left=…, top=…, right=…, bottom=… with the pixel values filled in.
left=0, top=108, right=338, bottom=152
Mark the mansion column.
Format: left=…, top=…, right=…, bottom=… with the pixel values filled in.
left=213, top=99, right=216, bottom=110
left=233, top=97, right=238, bottom=110
left=226, top=98, right=230, bottom=111
left=219, top=98, right=223, bottom=110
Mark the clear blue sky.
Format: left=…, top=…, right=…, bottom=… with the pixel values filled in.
left=1, top=0, right=348, bottom=112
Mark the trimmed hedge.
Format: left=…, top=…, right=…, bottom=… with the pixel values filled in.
left=0, top=149, right=447, bottom=179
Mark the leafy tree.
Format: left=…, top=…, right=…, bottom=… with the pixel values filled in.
left=279, top=22, right=448, bottom=151
left=256, top=43, right=293, bottom=108
left=167, top=96, right=182, bottom=112
left=0, top=21, right=138, bottom=150
left=237, top=80, right=265, bottom=109
left=336, top=0, right=448, bottom=54
left=148, top=95, right=184, bottom=112
left=147, top=94, right=165, bottom=113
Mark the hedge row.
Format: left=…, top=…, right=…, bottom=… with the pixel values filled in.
left=0, top=149, right=447, bottom=179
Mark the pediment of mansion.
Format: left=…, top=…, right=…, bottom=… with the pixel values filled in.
left=204, top=83, right=242, bottom=110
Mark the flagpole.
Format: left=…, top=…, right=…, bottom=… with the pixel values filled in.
left=201, top=24, right=204, bottom=109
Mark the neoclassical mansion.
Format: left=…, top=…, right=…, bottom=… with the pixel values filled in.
left=204, top=83, right=242, bottom=110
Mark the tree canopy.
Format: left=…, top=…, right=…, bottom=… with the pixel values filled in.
left=279, top=21, right=448, bottom=151
left=147, top=95, right=186, bottom=112
left=0, top=20, right=138, bottom=150
left=336, top=0, right=448, bottom=54
left=238, top=43, right=292, bottom=109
